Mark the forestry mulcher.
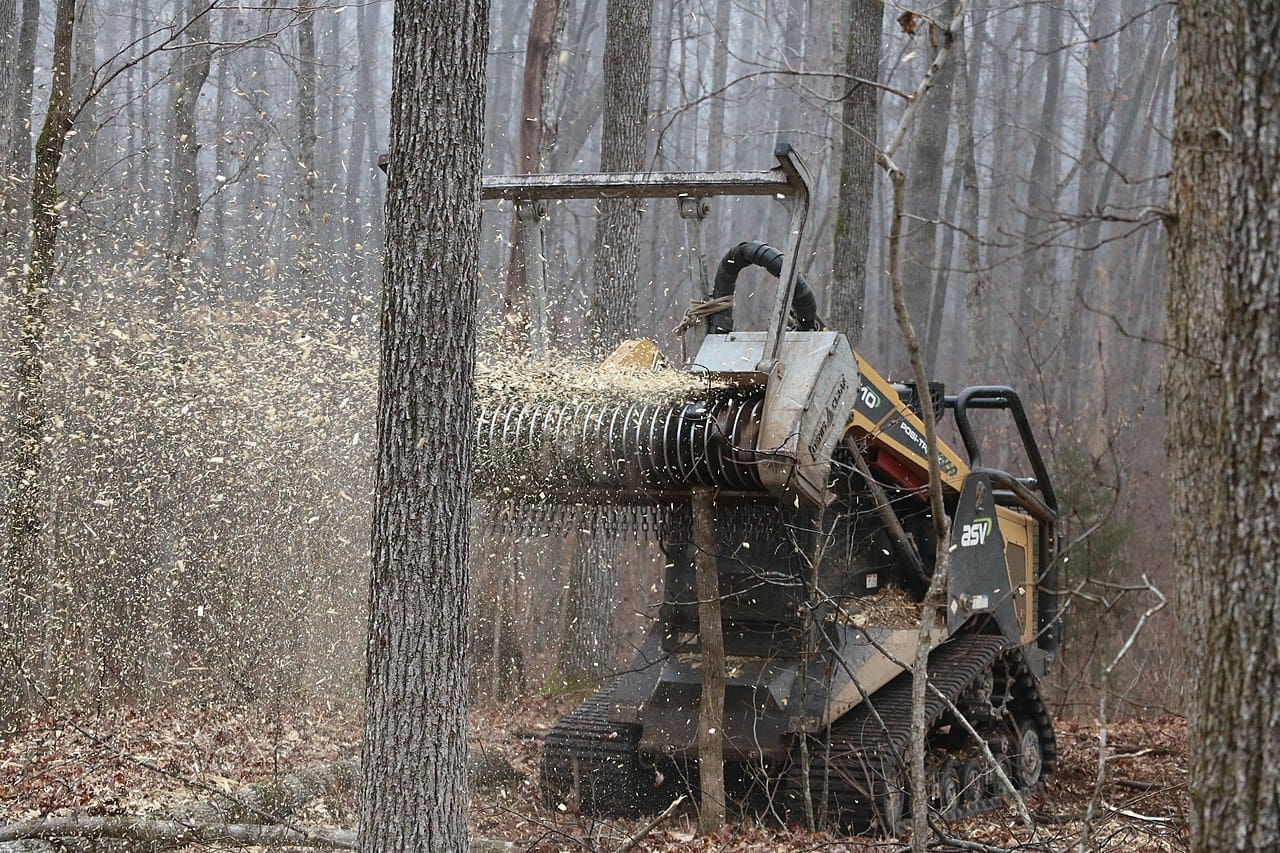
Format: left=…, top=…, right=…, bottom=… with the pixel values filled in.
left=476, top=146, right=1063, bottom=833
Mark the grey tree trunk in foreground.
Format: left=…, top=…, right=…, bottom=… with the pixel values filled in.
left=1173, top=0, right=1280, bottom=845
left=1167, top=0, right=1280, bottom=847
left=357, top=0, right=488, bottom=850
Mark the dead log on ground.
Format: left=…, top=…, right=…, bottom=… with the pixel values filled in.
left=172, top=757, right=361, bottom=824
left=0, top=748, right=521, bottom=853
left=0, top=817, right=356, bottom=849
left=0, top=819, right=519, bottom=852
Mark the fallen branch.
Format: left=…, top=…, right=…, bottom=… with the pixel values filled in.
left=172, top=757, right=360, bottom=824
left=1102, top=801, right=1179, bottom=824
left=0, top=818, right=521, bottom=853
left=1105, top=742, right=1157, bottom=758
left=612, top=794, right=686, bottom=853
left=934, top=836, right=1034, bottom=852
left=0, top=816, right=356, bottom=849
left=1113, top=778, right=1171, bottom=792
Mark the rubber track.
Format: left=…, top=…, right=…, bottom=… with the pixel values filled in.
left=538, top=681, right=679, bottom=817
left=539, top=637, right=1057, bottom=827
left=781, top=634, right=1016, bottom=832
left=1006, top=645, right=1058, bottom=778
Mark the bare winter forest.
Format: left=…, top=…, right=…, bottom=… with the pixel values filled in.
left=5, top=0, right=1266, bottom=847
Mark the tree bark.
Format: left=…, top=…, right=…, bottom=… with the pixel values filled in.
left=899, top=0, right=956, bottom=368
left=704, top=0, right=730, bottom=171
left=502, top=0, right=567, bottom=331
left=954, top=15, right=986, bottom=379
left=358, top=0, right=487, bottom=850
left=557, top=0, right=653, bottom=688
left=827, top=0, right=881, bottom=345
left=1168, top=1, right=1280, bottom=847
left=0, top=0, right=37, bottom=273
left=166, top=0, right=212, bottom=282
left=692, top=488, right=725, bottom=833
left=0, top=816, right=356, bottom=849
left=2, top=0, right=74, bottom=728
left=296, top=2, right=319, bottom=278
left=0, top=0, right=16, bottom=178
left=1165, top=0, right=1235, bottom=712
left=589, top=0, right=652, bottom=350
left=556, top=514, right=619, bottom=681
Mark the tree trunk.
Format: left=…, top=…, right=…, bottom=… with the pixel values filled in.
left=166, top=0, right=212, bottom=282
left=899, top=0, right=956, bottom=368
left=1016, top=0, right=1063, bottom=331
left=1168, top=1, right=1280, bottom=847
left=0, top=0, right=38, bottom=272
left=296, top=3, right=318, bottom=279
left=1, top=0, right=74, bottom=729
left=556, top=517, right=619, bottom=681
left=548, top=0, right=603, bottom=174
left=827, top=0, right=881, bottom=344
left=589, top=0, right=653, bottom=349
left=955, top=15, right=986, bottom=379
left=502, top=0, right=567, bottom=330
left=557, top=0, right=653, bottom=688
left=209, top=11, right=230, bottom=268
left=0, top=0, right=16, bottom=179
left=923, top=149, right=961, bottom=375
left=1193, top=24, right=1280, bottom=827
left=0, top=0, right=16, bottom=284
left=692, top=488, right=725, bottom=833
left=345, top=0, right=382, bottom=303
left=357, top=0, right=488, bottom=850
left=704, top=0, right=730, bottom=171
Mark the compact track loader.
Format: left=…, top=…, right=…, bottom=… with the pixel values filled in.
left=476, top=146, right=1063, bottom=833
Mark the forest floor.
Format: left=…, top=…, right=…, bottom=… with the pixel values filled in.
left=1, top=692, right=1189, bottom=851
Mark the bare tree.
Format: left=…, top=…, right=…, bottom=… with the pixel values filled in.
left=558, top=0, right=653, bottom=684
left=357, top=0, right=488, bottom=850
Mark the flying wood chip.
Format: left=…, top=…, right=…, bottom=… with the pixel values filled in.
left=898, top=10, right=921, bottom=35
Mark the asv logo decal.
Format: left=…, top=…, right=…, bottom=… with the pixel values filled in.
left=960, top=517, right=993, bottom=547
left=859, top=386, right=881, bottom=409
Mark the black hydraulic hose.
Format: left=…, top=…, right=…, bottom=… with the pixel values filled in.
left=705, top=241, right=824, bottom=334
